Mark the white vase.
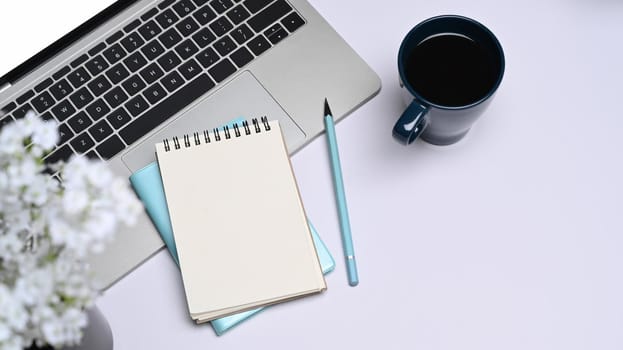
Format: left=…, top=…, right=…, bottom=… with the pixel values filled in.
left=63, top=306, right=113, bottom=350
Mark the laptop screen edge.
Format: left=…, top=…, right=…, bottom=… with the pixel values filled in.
left=0, top=0, right=140, bottom=87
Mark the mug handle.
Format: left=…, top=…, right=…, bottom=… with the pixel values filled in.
left=392, top=100, right=430, bottom=145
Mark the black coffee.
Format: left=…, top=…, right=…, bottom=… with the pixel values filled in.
left=405, top=34, right=499, bottom=107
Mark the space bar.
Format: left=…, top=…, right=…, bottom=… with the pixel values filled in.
left=119, top=73, right=215, bottom=145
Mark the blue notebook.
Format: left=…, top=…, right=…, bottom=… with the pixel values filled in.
left=130, top=162, right=335, bottom=335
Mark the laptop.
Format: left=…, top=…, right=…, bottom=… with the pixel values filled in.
left=0, top=0, right=380, bottom=289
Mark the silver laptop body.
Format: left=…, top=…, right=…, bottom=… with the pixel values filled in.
left=0, top=0, right=380, bottom=289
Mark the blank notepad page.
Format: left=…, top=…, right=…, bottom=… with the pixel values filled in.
left=155, top=119, right=326, bottom=322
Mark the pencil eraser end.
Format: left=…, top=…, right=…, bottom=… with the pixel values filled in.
left=347, top=263, right=359, bottom=287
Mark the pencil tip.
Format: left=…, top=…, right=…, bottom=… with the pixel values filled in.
left=324, top=98, right=332, bottom=117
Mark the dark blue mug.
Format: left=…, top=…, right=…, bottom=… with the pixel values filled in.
left=393, top=15, right=505, bottom=145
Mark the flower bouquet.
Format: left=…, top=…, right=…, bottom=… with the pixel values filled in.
left=0, top=113, right=141, bottom=349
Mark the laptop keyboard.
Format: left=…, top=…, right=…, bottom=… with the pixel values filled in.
left=0, top=0, right=305, bottom=170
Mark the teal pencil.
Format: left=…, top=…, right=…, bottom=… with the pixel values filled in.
left=323, top=98, right=359, bottom=286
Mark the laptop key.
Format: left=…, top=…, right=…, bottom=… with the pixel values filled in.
left=51, top=100, right=76, bottom=121
left=119, top=73, right=214, bottom=145
left=41, top=112, right=54, bottom=121
left=106, top=63, right=131, bottom=85
left=123, top=19, right=142, bottom=33
left=264, top=23, right=288, bottom=44
left=226, top=4, right=250, bottom=24
left=176, top=16, right=200, bottom=37
left=124, top=51, right=149, bottom=73
left=104, top=87, right=129, bottom=109
left=106, top=30, right=125, bottom=44
left=281, top=12, right=304, bottom=32
left=103, top=43, right=128, bottom=64
left=158, top=51, right=182, bottom=72
left=67, top=67, right=91, bottom=89
left=88, top=75, right=113, bottom=97
left=125, top=95, right=150, bottom=117
left=50, top=79, right=74, bottom=100
left=88, top=120, right=114, bottom=142
left=34, top=78, right=54, bottom=93
left=156, top=8, right=180, bottom=29
left=179, top=59, right=201, bottom=80
left=70, top=87, right=94, bottom=109
left=141, top=8, right=159, bottom=21
left=86, top=151, right=100, bottom=160
left=17, top=90, right=35, bottom=105
left=122, top=75, right=147, bottom=96
left=192, top=27, right=216, bottom=48
left=0, top=116, right=13, bottom=129
left=85, top=55, right=110, bottom=76
left=70, top=132, right=96, bottom=154
left=70, top=54, right=89, bottom=68
left=248, top=0, right=292, bottom=33
left=230, top=46, right=253, bottom=68
left=173, top=0, right=196, bottom=17
left=138, top=20, right=163, bottom=41
left=175, top=39, right=199, bottom=60
left=193, top=5, right=217, bottom=25
left=196, top=47, right=220, bottom=68
left=140, top=63, right=165, bottom=84
left=143, top=83, right=167, bottom=104
left=31, top=91, right=56, bottom=113
left=210, top=0, right=233, bottom=14
left=161, top=71, right=185, bottom=92
left=192, top=0, right=209, bottom=6
left=96, top=135, right=126, bottom=160
left=231, top=24, right=253, bottom=44
left=45, top=144, right=74, bottom=164
left=107, top=108, right=132, bottom=129
left=247, top=35, right=271, bottom=56
left=58, top=123, right=74, bottom=143
left=88, top=42, right=108, bottom=56
left=214, top=36, right=236, bottom=56
left=142, top=40, right=166, bottom=61
left=1, top=102, right=17, bottom=114
left=209, top=17, right=233, bottom=37
left=243, top=0, right=274, bottom=13
left=208, top=59, right=236, bottom=83
left=86, top=99, right=111, bottom=121
left=52, top=66, right=71, bottom=81
left=67, top=111, right=93, bottom=133
left=159, top=0, right=176, bottom=10
left=13, top=104, right=34, bottom=119
left=159, top=28, right=183, bottom=49
left=120, top=32, right=145, bottom=53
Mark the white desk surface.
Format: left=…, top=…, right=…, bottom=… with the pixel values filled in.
left=4, top=0, right=623, bottom=349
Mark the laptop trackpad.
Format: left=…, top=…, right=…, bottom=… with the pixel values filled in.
left=122, top=71, right=306, bottom=173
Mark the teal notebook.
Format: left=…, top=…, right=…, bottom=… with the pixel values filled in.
left=129, top=162, right=335, bottom=335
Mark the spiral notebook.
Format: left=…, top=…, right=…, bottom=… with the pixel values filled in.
left=155, top=117, right=326, bottom=323
left=129, top=161, right=334, bottom=335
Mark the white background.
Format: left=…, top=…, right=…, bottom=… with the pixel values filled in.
left=0, top=0, right=115, bottom=78
left=3, top=0, right=623, bottom=349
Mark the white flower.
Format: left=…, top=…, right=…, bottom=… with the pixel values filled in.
left=0, top=337, right=24, bottom=350
left=0, top=234, right=23, bottom=257
left=0, top=322, right=12, bottom=343
left=14, top=268, right=54, bottom=307
left=1, top=297, right=28, bottom=332
left=30, top=118, right=59, bottom=151
left=0, top=114, right=141, bottom=348
left=110, top=178, right=143, bottom=226
left=0, top=122, right=28, bottom=155
left=62, top=187, right=90, bottom=215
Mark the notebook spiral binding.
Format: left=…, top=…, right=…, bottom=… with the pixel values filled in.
left=163, top=116, right=272, bottom=152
